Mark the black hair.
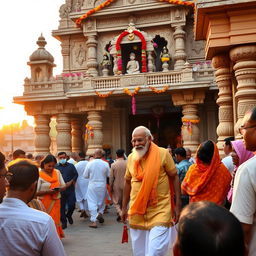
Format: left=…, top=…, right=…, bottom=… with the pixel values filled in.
left=249, top=107, right=256, bottom=122
left=178, top=201, right=244, bottom=256
left=116, top=149, right=125, bottom=158
left=57, top=152, right=67, bottom=157
left=78, top=152, right=86, bottom=158
left=197, top=140, right=214, bottom=164
left=0, top=151, right=5, bottom=170
left=224, top=137, right=234, bottom=147
left=26, top=153, right=33, bottom=159
left=40, top=154, right=57, bottom=169
left=8, top=161, right=39, bottom=191
left=174, top=147, right=187, bottom=158
left=13, top=149, right=26, bottom=159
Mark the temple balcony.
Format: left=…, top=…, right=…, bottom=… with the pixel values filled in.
left=15, top=65, right=215, bottom=103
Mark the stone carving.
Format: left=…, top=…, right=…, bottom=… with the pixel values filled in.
left=126, top=52, right=140, bottom=74
left=59, top=3, right=72, bottom=18
left=101, top=51, right=111, bottom=76
left=75, top=44, right=86, bottom=66
left=160, top=46, right=170, bottom=72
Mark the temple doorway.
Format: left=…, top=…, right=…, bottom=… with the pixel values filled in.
left=128, top=111, right=182, bottom=152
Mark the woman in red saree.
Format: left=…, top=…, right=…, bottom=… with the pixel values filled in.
left=181, top=140, right=231, bottom=205
left=37, top=155, right=66, bottom=238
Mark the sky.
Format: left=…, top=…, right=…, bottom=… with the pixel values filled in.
left=0, top=0, right=65, bottom=127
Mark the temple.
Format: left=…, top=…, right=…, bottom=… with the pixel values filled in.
left=14, top=0, right=256, bottom=157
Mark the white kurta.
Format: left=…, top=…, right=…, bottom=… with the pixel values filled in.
left=83, top=159, right=110, bottom=222
left=75, top=160, right=89, bottom=210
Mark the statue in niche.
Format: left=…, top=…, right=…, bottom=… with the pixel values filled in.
left=101, top=52, right=111, bottom=76
left=75, top=44, right=86, bottom=66
left=160, top=46, right=170, bottom=72
left=126, top=52, right=140, bottom=74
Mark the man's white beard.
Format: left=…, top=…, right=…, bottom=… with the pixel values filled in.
left=133, top=141, right=150, bottom=161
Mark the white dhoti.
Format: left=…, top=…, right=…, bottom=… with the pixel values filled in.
left=75, top=177, right=89, bottom=211
left=87, top=182, right=106, bottom=222
left=130, top=226, right=177, bottom=256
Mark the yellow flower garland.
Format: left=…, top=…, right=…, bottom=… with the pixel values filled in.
left=95, top=90, right=114, bottom=98
left=182, top=118, right=200, bottom=124
left=123, top=87, right=141, bottom=96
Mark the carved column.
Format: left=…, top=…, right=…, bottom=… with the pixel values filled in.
left=86, top=33, right=98, bottom=77
left=147, top=51, right=154, bottom=72
left=230, top=45, right=256, bottom=138
left=173, top=25, right=186, bottom=70
left=61, top=39, right=70, bottom=72
left=56, top=113, right=71, bottom=154
left=34, top=115, right=51, bottom=155
left=182, top=104, right=200, bottom=154
left=86, top=111, right=103, bottom=156
left=71, top=117, right=83, bottom=153
left=112, top=109, right=121, bottom=151
left=212, top=54, right=234, bottom=153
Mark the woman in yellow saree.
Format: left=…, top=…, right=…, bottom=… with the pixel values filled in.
left=37, top=154, right=66, bottom=238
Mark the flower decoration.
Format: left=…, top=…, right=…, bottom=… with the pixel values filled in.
left=95, top=90, right=114, bottom=98
left=161, top=57, right=170, bottom=62
left=158, top=0, right=194, bottom=6
left=116, top=30, right=147, bottom=73
left=123, top=87, right=141, bottom=115
left=181, top=118, right=200, bottom=136
left=85, top=124, right=94, bottom=141
left=149, top=86, right=169, bottom=94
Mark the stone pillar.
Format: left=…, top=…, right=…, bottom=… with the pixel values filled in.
left=61, top=39, right=70, bottom=72
left=147, top=51, right=154, bottom=72
left=56, top=113, right=71, bottom=154
left=230, top=45, right=256, bottom=138
left=182, top=104, right=200, bottom=155
left=86, top=33, right=98, bottom=77
left=212, top=54, right=234, bottom=153
left=112, top=109, right=121, bottom=151
left=86, top=111, right=103, bottom=156
left=34, top=115, right=51, bottom=155
left=71, top=117, right=83, bottom=153
left=173, top=25, right=186, bottom=70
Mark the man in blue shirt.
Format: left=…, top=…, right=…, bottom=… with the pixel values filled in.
left=174, top=147, right=192, bottom=208
left=55, top=152, right=78, bottom=229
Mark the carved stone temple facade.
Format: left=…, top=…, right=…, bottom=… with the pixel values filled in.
left=15, top=0, right=220, bottom=157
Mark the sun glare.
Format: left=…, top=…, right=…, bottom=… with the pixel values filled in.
left=0, top=103, right=34, bottom=129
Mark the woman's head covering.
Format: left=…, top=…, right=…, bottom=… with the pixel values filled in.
left=231, top=140, right=254, bottom=167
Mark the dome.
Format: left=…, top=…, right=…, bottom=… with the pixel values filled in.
left=29, top=34, right=54, bottom=62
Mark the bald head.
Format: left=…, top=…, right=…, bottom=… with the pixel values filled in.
left=94, top=149, right=103, bottom=158
left=132, top=126, right=153, bottom=140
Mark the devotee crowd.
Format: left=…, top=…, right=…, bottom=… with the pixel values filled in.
left=0, top=107, right=256, bottom=256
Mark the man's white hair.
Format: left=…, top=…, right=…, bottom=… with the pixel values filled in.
left=132, top=126, right=153, bottom=140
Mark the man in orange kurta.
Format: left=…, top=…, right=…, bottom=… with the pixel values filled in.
left=121, top=126, right=181, bottom=256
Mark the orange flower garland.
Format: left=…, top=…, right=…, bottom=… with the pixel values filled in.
left=123, top=87, right=141, bottom=96
left=76, top=0, right=116, bottom=26
left=182, top=118, right=200, bottom=136
left=149, top=86, right=169, bottom=94
left=75, top=0, right=194, bottom=26
left=95, top=90, right=114, bottom=98
left=85, top=124, right=94, bottom=141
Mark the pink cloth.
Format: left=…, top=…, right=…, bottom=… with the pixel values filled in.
left=231, top=140, right=254, bottom=167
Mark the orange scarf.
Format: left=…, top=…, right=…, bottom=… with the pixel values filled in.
left=40, top=169, right=60, bottom=190
left=129, top=142, right=161, bottom=216
left=182, top=141, right=231, bottom=204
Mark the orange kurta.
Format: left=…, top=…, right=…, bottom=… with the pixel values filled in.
left=38, top=169, right=65, bottom=238
left=182, top=142, right=232, bottom=205
left=125, top=145, right=176, bottom=230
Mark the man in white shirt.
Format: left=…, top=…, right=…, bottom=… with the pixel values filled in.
left=75, top=152, right=89, bottom=218
left=0, top=161, right=66, bottom=256
left=230, top=107, right=256, bottom=256
left=221, top=136, right=235, bottom=174
left=84, top=149, right=110, bottom=228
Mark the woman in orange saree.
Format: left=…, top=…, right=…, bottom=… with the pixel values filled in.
left=37, top=154, right=66, bottom=238
left=181, top=140, right=231, bottom=205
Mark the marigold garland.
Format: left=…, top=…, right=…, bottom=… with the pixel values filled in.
left=123, top=87, right=141, bottom=96
left=85, top=124, right=94, bottom=141
left=75, top=0, right=194, bottom=25
left=95, top=90, right=114, bottom=98
left=181, top=118, right=200, bottom=136
left=182, top=118, right=200, bottom=124
left=149, top=86, right=169, bottom=94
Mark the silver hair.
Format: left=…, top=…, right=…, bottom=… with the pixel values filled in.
left=132, top=126, right=153, bottom=140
